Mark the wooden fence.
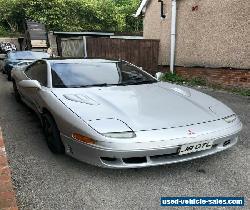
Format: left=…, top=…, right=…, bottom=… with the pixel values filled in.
left=57, top=37, right=160, bottom=74
left=87, top=37, right=159, bottom=74
left=60, top=37, right=86, bottom=57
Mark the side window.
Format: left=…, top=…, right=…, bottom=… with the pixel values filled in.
left=25, top=65, right=33, bottom=78
left=25, top=61, right=48, bottom=86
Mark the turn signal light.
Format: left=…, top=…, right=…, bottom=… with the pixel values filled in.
left=72, top=133, right=96, bottom=144
left=223, top=114, right=237, bottom=123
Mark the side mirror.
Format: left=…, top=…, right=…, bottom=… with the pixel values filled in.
left=155, top=72, right=164, bottom=81
left=18, top=80, right=41, bottom=89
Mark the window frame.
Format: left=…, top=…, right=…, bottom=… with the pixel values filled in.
left=24, top=60, right=50, bottom=87
left=49, top=60, right=157, bottom=88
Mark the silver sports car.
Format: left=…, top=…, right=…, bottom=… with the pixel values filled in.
left=12, top=58, right=242, bottom=168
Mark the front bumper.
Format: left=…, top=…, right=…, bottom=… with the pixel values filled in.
left=61, top=129, right=240, bottom=168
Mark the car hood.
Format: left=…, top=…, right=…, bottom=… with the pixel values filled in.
left=51, top=83, right=233, bottom=131
left=5, top=59, right=20, bottom=65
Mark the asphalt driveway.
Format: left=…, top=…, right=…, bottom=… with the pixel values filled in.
left=0, top=73, right=249, bottom=209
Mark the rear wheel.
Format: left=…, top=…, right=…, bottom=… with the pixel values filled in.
left=43, top=113, right=65, bottom=154
left=13, top=81, right=21, bottom=102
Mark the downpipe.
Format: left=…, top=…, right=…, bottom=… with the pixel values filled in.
left=170, top=0, right=177, bottom=74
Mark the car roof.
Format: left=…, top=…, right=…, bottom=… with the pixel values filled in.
left=8, top=51, right=48, bottom=55
left=7, top=51, right=50, bottom=60
left=18, top=60, right=34, bottom=63
left=47, top=58, right=119, bottom=65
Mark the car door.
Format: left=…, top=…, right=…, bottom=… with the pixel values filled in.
left=22, top=60, right=48, bottom=112
left=17, top=63, right=36, bottom=102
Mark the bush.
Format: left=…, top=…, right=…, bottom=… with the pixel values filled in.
left=0, top=25, right=9, bottom=37
left=0, top=25, right=20, bottom=37
left=162, top=72, right=186, bottom=84
left=188, top=77, right=207, bottom=86
left=161, top=72, right=249, bottom=97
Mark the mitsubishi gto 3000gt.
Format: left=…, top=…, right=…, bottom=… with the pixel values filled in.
left=11, top=59, right=242, bottom=168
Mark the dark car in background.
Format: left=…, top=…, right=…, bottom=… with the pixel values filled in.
left=3, top=51, right=50, bottom=80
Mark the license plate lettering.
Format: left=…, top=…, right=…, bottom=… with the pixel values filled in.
left=179, top=141, right=213, bottom=155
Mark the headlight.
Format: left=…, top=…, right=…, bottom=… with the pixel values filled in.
left=223, top=114, right=237, bottom=123
left=103, top=131, right=136, bottom=139
left=87, top=118, right=135, bottom=138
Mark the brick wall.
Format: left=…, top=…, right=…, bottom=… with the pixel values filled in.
left=158, top=66, right=250, bottom=88
left=0, top=129, right=18, bottom=209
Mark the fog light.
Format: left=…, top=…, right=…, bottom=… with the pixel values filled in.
left=101, top=157, right=117, bottom=162
left=72, top=133, right=96, bottom=144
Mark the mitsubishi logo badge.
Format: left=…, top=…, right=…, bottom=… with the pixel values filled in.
left=188, top=129, right=195, bottom=135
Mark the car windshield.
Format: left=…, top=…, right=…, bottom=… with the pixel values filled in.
left=51, top=61, right=157, bottom=88
left=9, top=51, right=50, bottom=60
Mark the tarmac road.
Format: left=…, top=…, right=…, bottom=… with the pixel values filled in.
left=0, top=72, right=249, bottom=209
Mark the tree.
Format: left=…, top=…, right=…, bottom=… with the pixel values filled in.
left=0, top=0, right=142, bottom=34
left=0, top=0, right=26, bottom=32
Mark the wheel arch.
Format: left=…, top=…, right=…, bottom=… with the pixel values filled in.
left=41, top=108, right=56, bottom=123
left=41, top=108, right=62, bottom=131
left=41, top=108, right=65, bottom=154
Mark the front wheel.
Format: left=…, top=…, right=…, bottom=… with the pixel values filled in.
left=13, top=81, right=21, bottom=102
left=43, top=113, right=65, bottom=154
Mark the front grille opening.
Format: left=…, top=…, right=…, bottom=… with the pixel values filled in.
left=223, top=140, right=231, bottom=147
left=151, top=144, right=218, bottom=161
left=100, top=157, right=118, bottom=162
left=150, top=152, right=178, bottom=160
left=123, top=157, right=147, bottom=164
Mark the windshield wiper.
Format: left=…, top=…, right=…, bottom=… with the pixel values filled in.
left=118, top=80, right=157, bottom=86
left=70, top=83, right=111, bottom=88
left=59, top=80, right=157, bottom=88
left=53, top=84, right=67, bottom=88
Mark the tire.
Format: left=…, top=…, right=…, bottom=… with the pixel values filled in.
left=13, top=81, right=21, bottom=102
left=43, top=113, right=65, bottom=154
left=7, top=72, right=11, bottom=81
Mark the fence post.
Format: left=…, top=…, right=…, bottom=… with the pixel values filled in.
left=83, top=36, right=88, bottom=58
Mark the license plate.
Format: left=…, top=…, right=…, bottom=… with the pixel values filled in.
left=179, top=141, right=213, bottom=155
